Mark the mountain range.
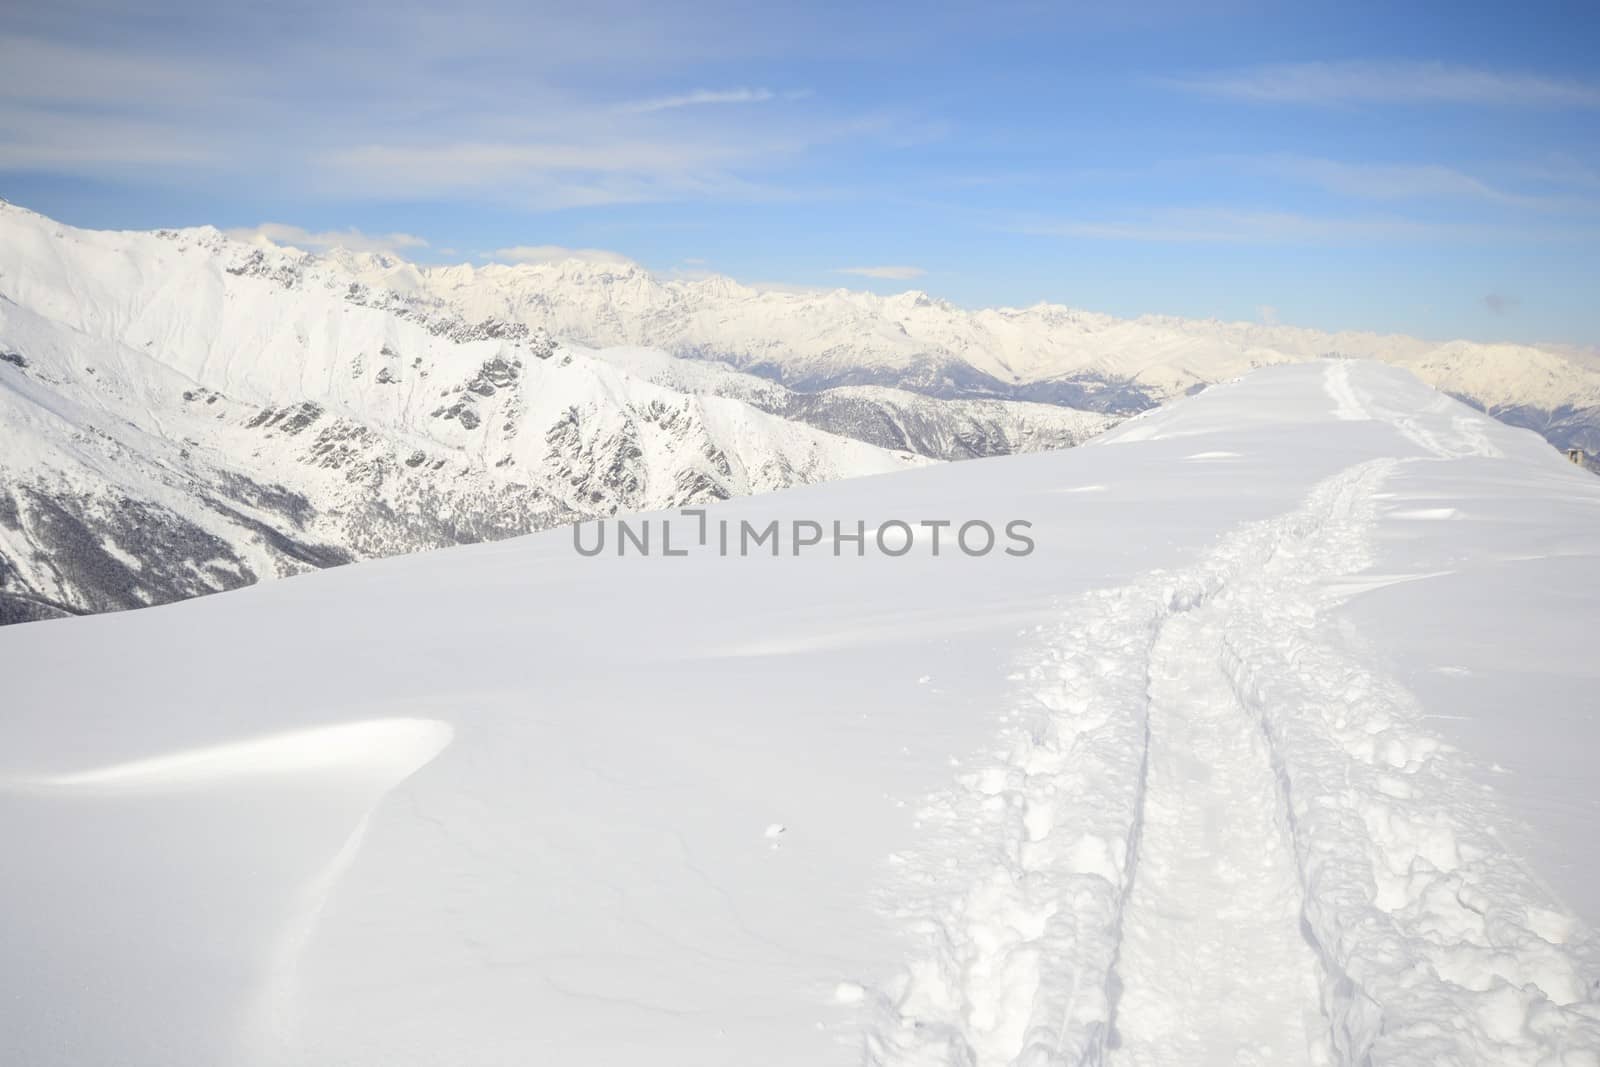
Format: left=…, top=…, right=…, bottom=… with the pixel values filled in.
left=3, top=199, right=1597, bottom=622
left=337, top=245, right=1600, bottom=447
left=0, top=204, right=933, bottom=622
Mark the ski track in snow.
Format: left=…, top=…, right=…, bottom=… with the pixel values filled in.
left=865, top=369, right=1600, bottom=1066
left=1108, top=607, right=1324, bottom=1067
left=1326, top=362, right=1369, bottom=423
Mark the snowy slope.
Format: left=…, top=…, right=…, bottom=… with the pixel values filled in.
left=0, top=202, right=925, bottom=621
left=2, top=361, right=1597, bottom=1066
left=337, top=250, right=1600, bottom=447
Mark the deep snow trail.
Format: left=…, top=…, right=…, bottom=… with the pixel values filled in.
left=869, top=374, right=1600, bottom=1066
left=868, top=462, right=1399, bottom=1067
left=1108, top=609, right=1323, bottom=1067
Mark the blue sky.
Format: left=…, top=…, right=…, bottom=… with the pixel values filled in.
left=3, top=0, right=1597, bottom=344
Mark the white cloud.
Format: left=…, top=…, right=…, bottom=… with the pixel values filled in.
left=488, top=245, right=637, bottom=267
left=835, top=265, right=927, bottom=280
left=621, top=88, right=813, bottom=114
left=1257, top=305, right=1280, bottom=324
left=623, top=88, right=775, bottom=113
left=223, top=223, right=429, bottom=255
left=1169, top=61, right=1600, bottom=108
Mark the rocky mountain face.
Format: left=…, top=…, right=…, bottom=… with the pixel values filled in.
left=0, top=204, right=928, bottom=623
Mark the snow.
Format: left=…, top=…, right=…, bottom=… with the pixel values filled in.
left=15, top=200, right=1586, bottom=437
left=6, top=199, right=1600, bottom=624
left=0, top=202, right=929, bottom=618
left=2, top=361, right=1599, bottom=1065
left=331, top=245, right=1600, bottom=416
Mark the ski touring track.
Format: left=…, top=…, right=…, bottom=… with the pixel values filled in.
left=865, top=366, right=1600, bottom=1067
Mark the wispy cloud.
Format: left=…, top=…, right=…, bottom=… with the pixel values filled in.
left=316, top=137, right=772, bottom=209
left=1251, top=156, right=1593, bottom=211
left=1168, top=61, right=1600, bottom=108
left=836, top=265, right=926, bottom=279
left=0, top=104, right=218, bottom=170
left=313, top=118, right=869, bottom=209
left=487, top=244, right=636, bottom=267
left=325, top=138, right=748, bottom=180
left=0, top=33, right=214, bottom=105
left=1024, top=208, right=1574, bottom=245
left=223, top=223, right=429, bottom=255
left=621, top=88, right=811, bottom=113
left=1511, top=157, right=1600, bottom=193
left=0, top=17, right=856, bottom=211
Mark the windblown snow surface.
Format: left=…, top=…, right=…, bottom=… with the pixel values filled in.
left=1, top=361, right=1597, bottom=1066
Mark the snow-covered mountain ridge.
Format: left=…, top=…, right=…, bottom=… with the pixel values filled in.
left=4, top=199, right=1596, bottom=624
left=0, top=202, right=934, bottom=622
left=3, top=361, right=1596, bottom=1065
left=334, top=243, right=1600, bottom=450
